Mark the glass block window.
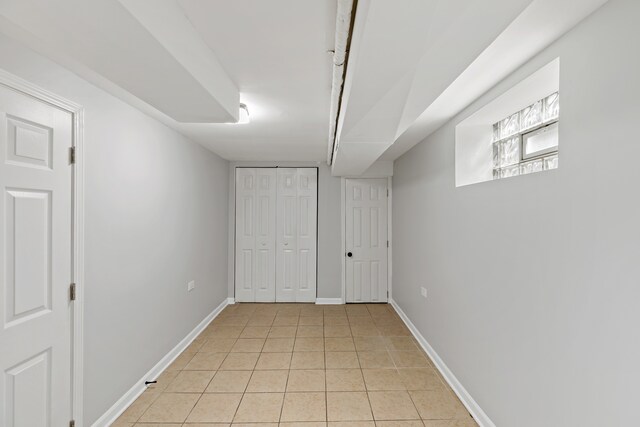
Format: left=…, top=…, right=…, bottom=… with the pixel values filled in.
left=492, top=92, right=559, bottom=180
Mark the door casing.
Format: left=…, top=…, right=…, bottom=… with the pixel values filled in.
left=0, top=69, right=85, bottom=426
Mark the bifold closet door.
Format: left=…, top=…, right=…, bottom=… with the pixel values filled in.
left=235, top=168, right=277, bottom=302
left=276, top=168, right=318, bottom=302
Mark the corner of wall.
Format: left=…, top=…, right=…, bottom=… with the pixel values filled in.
left=390, top=299, right=496, bottom=427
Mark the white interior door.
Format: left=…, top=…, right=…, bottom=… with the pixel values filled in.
left=276, top=168, right=317, bottom=302
left=0, top=85, right=73, bottom=426
left=234, top=168, right=277, bottom=302
left=345, top=178, right=388, bottom=303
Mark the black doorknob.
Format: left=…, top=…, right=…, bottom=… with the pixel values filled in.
left=347, top=252, right=353, bottom=257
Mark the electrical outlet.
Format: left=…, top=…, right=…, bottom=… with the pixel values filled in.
left=187, top=280, right=196, bottom=292
left=420, top=287, right=427, bottom=298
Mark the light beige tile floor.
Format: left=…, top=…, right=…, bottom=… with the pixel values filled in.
left=113, top=303, right=478, bottom=427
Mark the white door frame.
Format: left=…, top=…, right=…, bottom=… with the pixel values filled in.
left=0, top=69, right=85, bottom=426
left=341, top=176, right=392, bottom=304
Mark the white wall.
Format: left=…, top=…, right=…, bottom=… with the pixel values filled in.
left=392, top=1, right=640, bottom=426
left=0, top=34, right=230, bottom=425
left=227, top=162, right=342, bottom=299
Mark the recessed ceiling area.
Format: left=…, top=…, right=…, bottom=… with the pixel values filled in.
left=0, top=0, right=336, bottom=161
left=175, top=0, right=336, bottom=161
left=0, top=0, right=609, bottom=167
left=0, top=0, right=240, bottom=123
left=330, top=0, right=610, bottom=176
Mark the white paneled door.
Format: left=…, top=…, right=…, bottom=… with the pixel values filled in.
left=235, top=168, right=277, bottom=302
left=235, top=168, right=317, bottom=303
left=0, top=86, right=73, bottom=426
left=276, top=168, right=317, bottom=302
left=345, top=178, right=388, bottom=303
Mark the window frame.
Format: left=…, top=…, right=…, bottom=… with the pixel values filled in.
left=492, top=91, right=559, bottom=179
left=521, top=121, right=559, bottom=161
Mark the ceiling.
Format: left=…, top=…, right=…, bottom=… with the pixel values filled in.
left=330, top=0, right=610, bottom=175
left=0, top=0, right=336, bottom=161
left=0, top=0, right=609, bottom=170
left=175, top=0, right=335, bottom=160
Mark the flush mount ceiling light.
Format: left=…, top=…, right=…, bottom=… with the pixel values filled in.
left=237, top=103, right=250, bottom=124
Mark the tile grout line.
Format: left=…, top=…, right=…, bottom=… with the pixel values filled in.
left=232, top=320, right=254, bottom=424
left=279, top=359, right=292, bottom=422
left=361, top=303, right=377, bottom=423
left=124, top=303, right=471, bottom=426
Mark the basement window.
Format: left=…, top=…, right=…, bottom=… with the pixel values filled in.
left=455, top=58, right=560, bottom=187
left=492, top=91, right=559, bottom=180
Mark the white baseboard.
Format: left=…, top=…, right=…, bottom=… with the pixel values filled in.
left=315, top=298, right=344, bottom=305
left=227, top=297, right=236, bottom=304
left=389, top=299, right=496, bottom=427
left=92, top=298, right=229, bottom=427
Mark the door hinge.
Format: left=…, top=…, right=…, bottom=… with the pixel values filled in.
left=69, top=420, right=75, bottom=427
left=387, top=240, right=389, bottom=248
left=69, top=147, right=76, bottom=164
left=386, top=189, right=389, bottom=197
left=70, top=283, right=77, bottom=301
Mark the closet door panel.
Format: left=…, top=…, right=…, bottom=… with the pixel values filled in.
left=254, top=168, right=277, bottom=302
left=276, top=168, right=297, bottom=302
left=235, top=168, right=256, bottom=302
left=275, top=168, right=317, bottom=303
left=296, top=168, right=317, bottom=302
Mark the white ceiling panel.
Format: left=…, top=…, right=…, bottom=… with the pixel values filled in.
left=0, top=0, right=610, bottom=165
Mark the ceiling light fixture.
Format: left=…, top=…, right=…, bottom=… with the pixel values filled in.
left=238, top=103, right=250, bottom=124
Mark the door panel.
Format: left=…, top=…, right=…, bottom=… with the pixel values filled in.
left=276, top=168, right=297, bottom=302
left=5, top=190, right=51, bottom=324
left=254, top=169, right=277, bottom=301
left=0, top=85, right=73, bottom=427
left=5, top=349, right=50, bottom=427
left=240, top=250, right=252, bottom=291
left=235, top=168, right=255, bottom=302
left=275, top=168, right=317, bottom=302
left=345, top=178, right=388, bottom=303
left=283, top=249, right=295, bottom=290
left=296, top=168, right=317, bottom=302
left=235, top=168, right=277, bottom=302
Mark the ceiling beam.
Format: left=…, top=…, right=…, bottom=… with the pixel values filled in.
left=384, top=0, right=610, bottom=160
left=332, top=0, right=609, bottom=176
left=118, top=0, right=239, bottom=122
left=0, top=0, right=239, bottom=123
